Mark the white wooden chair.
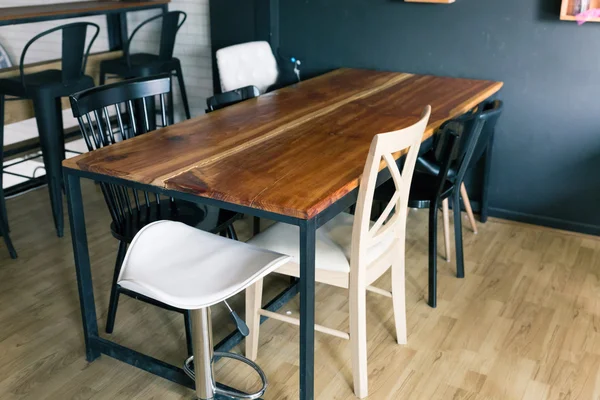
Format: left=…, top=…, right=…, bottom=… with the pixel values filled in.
left=117, top=220, right=291, bottom=400
left=244, top=106, right=431, bottom=399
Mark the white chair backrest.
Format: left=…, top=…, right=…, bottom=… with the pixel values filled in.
left=216, top=41, right=279, bottom=94
left=351, top=106, right=432, bottom=277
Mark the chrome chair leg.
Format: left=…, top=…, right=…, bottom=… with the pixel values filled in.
left=191, top=308, right=215, bottom=400
left=185, top=306, right=268, bottom=400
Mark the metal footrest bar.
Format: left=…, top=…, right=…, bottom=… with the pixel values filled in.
left=214, top=280, right=299, bottom=358
left=86, top=283, right=298, bottom=399
left=184, top=352, right=267, bottom=400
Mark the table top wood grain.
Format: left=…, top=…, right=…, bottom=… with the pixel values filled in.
left=63, top=68, right=503, bottom=219
left=0, top=1, right=170, bottom=23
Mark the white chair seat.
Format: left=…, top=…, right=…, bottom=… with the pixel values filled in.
left=117, top=221, right=290, bottom=310
left=216, top=41, right=279, bottom=94
left=248, top=212, right=394, bottom=274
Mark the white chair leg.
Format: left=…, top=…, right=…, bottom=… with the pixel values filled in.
left=442, top=198, right=451, bottom=262
left=391, top=248, right=407, bottom=345
left=349, top=285, right=369, bottom=399
left=245, top=279, right=263, bottom=361
left=461, top=183, right=478, bottom=234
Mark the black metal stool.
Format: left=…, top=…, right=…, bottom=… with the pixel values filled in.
left=0, top=22, right=100, bottom=238
left=99, top=11, right=191, bottom=123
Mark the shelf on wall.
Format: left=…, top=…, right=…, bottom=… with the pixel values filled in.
left=405, top=0, right=455, bottom=3
left=560, top=0, right=600, bottom=22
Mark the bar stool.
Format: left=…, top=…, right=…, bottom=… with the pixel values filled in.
left=0, top=174, right=16, bottom=258
left=99, top=11, right=191, bottom=123
left=0, top=22, right=100, bottom=238
left=117, top=220, right=291, bottom=399
left=0, top=88, right=16, bottom=258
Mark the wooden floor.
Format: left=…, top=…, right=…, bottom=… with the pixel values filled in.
left=1, top=181, right=600, bottom=399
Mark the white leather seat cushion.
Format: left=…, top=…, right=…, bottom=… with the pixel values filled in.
left=248, top=213, right=394, bottom=274
left=216, top=41, right=279, bottom=94
left=117, top=221, right=290, bottom=310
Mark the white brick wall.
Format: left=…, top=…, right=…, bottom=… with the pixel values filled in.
left=0, top=0, right=213, bottom=119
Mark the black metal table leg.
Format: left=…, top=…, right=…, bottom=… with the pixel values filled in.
left=64, top=172, right=101, bottom=362
left=480, top=132, right=494, bottom=223
left=299, top=218, right=316, bottom=400
left=107, top=12, right=129, bottom=51
left=65, top=167, right=317, bottom=398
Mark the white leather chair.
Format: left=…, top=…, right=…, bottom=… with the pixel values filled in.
left=117, top=220, right=290, bottom=400
left=215, top=41, right=283, bottom=237
left=215, top=41, right=279, bottom=94
left=244, top=106, right=432, bottom=399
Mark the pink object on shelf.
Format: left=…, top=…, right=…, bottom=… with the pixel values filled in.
left=576, top=8, right=600, bottom=25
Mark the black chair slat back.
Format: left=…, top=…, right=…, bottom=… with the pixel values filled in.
left=70, top=75, right=172, bottom=232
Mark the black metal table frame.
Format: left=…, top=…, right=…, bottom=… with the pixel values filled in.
left=63, top=161, right=383, bottom=400
left=62, top=96, right=497, bottom=400
left=0, top=2, right=169, bottom=52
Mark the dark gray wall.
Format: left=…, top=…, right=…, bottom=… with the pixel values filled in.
left=212, top=0, right=600, bottom=234
left=279, top=0, right=600, bottom=234
left=210, top=0, right=277, bottom=93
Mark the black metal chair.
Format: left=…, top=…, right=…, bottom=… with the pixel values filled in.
left=206, top=85, right=262, bottom=235
left=0, top=22, right=100, bottom=239
left=376, top=113, right=486, bottom=308
left=0, top=41, right=16, bottom=258
left=99, top=11, right=191, bottom=123
left=415, top=100, right=504, bottom=233
left=69, top=75, right=241, bottom=351
left=0, top=126, right=15, bottom=258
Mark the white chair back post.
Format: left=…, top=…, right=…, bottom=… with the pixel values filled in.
left=351, top=106, right=431, bottom=279
left=216, top=41, right=279, bottom=94
left=349, top=106, right=431, bottom=398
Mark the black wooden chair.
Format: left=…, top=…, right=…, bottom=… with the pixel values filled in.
left=69, top=75, right=241, bottom=352
left=0, top=22, right=100, bottom=239
left=99, top=11, right=190, bottom=123
left=206, top=85, right=260, bottom=113
left=415, top=100, right=504, bottom=233
left=376, top=112, right=486, bottom=308
left=206, top=85, right=262, bottom=235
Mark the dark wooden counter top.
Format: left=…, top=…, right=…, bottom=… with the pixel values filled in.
left=0, top=1, right=170, bottom=25
left=64, top=68, right=503, bottom=219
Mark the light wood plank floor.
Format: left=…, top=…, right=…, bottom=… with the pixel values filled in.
left=1, top=181, right=600, bottom=399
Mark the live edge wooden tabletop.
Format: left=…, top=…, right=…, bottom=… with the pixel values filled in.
left=0, top=1, right=170, bottom=23
left=63, top=68, right=503, bottom=220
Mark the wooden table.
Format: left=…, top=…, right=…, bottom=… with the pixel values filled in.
left=0, top=1, right=170, bottom=51
left=62, top=68, right=503, bottom=399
